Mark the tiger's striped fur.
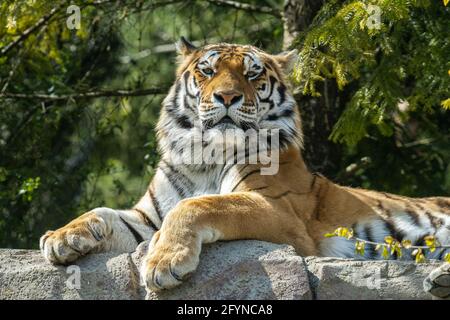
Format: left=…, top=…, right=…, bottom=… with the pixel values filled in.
left=40, top=39, right=450, bottom=297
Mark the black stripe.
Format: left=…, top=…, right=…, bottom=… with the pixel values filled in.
left=310, top=174, right=317, bottom=190
left=278, top=128, right=294, bottom=149
left=363, top=225, right=376, bottom=259
left=162, top=160, right=194, bottom=190
left=231, top=168, right=260, bottom=192
left=249, top=186, right=269, bottom=192
left=266, top=113, right=278, bottom=121
left=265, top=107, right=294, bottom=121
left=192, top=75, right=198, bottom=90
left=161, top=166, right=186, bottom=198
left=258, top=83, right=266, bottom=91
left=219, top=163, right=235, bottom=184
left=277, top=83, right=286, bottom=105
left=69, top=244, right=83, bottom=255
left=405, top=207, right=421, bottom=227
left=415, top=234, right=427, bottom=247
left=197, top=61, right=209, bottom=67
left=175, top=114, right=193, bottom=129
left=237, top=163, right=250, bottom=175
left=376, top=200, right=390, bottom=213
left=424, top=211, right=439, bottom=230
left=438, top=248, right=449, bottom=260
left=280, top=107, right=294, bottom=118
left=165, top=83, right=181, bottom=116
left=435, top=198, right=450, bottom=210
left=351, top=223, right=358, bottom=237
left=415, top=203, right=426, bottom=211
left=183, top=94, right=197, bottom=114
left=382, top=219, right=405, bottom=260
left=171, top=81, right=181, bottom=109
left=165, top=104, right=178, bottom=116
left=264, top=100, right=275, bottom=110
left=119, top=216, right=144, bottom=244
left=183, top=71, right=197, bottom=99
left=383, top=219, right=405, bottom=242
left=86, top=224, right=103, bottom=242
left=241, top=121, right=258, bottom=131
left=268, top=76, right=277, bottom=98
left=264, top=190, right=292, bottom=199
left=264, top=61, right=283, bottom=79
left=134, top=208, right=159, bottom=231
left=149, top=186, right=163, bottom=223
left=160, top=161, right=193, bottom=198
left=264, top=62, right=273, bottom=71
left=381, top=192, right=406, bottom=201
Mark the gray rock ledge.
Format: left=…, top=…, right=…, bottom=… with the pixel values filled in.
left=0, top=240, right=445, bottom=300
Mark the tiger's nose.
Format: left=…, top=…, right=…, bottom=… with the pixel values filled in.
left=213, top=90, right=243, bottom=107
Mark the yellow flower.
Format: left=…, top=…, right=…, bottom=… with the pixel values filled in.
left=401, top=239, right=412, bottom=249
left=444, top=253, right=450, bottom=263
left=441, top=98, right=450, bottom=110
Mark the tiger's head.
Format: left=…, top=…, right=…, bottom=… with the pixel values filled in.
left=157, top=38, right=302, bottom=165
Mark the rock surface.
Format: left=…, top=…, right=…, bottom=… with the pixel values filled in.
left=305, top=256, right=442, bottom=300
left=0, top=240, right=446, bottom=300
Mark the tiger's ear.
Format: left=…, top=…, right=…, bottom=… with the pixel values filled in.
left=176, top=37, right=197, bottom=57
left=273, top=49, right=299, bottom=74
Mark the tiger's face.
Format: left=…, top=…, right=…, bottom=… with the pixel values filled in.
left=174, top=38, right=298, bottom=131
left=157, top=38, right=302, bottom=164
left=189, top=45, right=263, bottom=130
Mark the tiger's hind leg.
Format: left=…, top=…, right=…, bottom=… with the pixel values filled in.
left=40, top=207, right=156, bottom=265
left=424, top=263, right=450, bottom=300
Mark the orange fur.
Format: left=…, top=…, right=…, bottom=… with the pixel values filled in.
left=155, top=146, right=450, bottom=259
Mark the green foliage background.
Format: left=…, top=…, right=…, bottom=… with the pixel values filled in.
left=0, top=0, right=448, bottom=248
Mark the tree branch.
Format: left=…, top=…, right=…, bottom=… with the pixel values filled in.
left=0, top=2, right=66, bottom=56
left=0, top=88, right=168, bottom=101
left=204, top=0, right=281, bottom=18
left=0, top=0, right=185, bottom=57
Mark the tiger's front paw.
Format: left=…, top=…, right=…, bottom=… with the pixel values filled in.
left=40, top=212, right=109, bottom=265
left=141, top=229, right=201, bottom=291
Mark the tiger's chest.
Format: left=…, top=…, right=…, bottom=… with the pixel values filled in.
left=185, top=163, right=241, bottom=197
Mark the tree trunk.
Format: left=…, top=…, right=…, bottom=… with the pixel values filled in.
left=282, top=0, right=344, bottom=177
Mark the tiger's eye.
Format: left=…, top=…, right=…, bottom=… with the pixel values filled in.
left=202, top=68, right=214, bottom=76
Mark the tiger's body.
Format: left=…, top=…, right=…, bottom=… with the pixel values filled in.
left=40, top=39, right=450, bottom=298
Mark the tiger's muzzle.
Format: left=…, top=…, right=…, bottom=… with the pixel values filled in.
left=201, top=92, right=258, bottom=130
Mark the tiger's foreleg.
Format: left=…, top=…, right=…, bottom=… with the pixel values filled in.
left=39, top=166, right=185, bottom=265
left=141, top=192, right=294, bottom=291
left=40, top=207, right=158, bottom=265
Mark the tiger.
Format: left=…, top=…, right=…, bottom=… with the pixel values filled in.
left=40, top=38, right=450, bottom=299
